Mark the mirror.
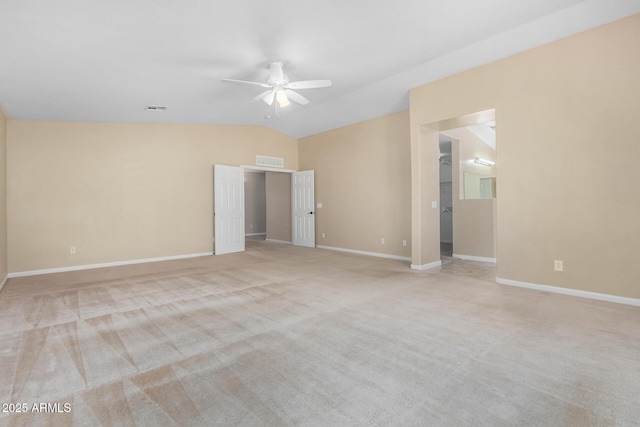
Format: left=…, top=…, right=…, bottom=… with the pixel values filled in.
left=463, top=171, right=496, bottom=199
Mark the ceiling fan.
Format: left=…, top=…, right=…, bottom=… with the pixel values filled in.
left=222, top=62, right=331, bottom=112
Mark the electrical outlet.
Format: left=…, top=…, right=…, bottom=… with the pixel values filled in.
left=322, top=232, right=325, bottom=238
left=402, top=240, right=407, bottom=247
left=554, top=260, right=563, bottom=272
left=70, top=246, right=76, bottom=255
left=250, top=223, right=253, bottom=229
left=380, top=238, right=385, bottom=245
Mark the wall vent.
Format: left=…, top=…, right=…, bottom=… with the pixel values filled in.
left=256, top=155, right=284, bottom=168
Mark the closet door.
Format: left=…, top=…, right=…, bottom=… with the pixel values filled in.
left=292, top=170, right=315, bottom=248
left=214, top=165, right=245, bottom=255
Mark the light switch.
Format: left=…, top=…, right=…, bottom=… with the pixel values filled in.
left=432, top=201, right=438, bottom=209
left=317, top=202, right=323, bottom=208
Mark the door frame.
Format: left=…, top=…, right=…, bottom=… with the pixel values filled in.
left=241, top=165, right=296, bottom=174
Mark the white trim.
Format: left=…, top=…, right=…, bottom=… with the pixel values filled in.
left=316, top=245, right=411, bottom=262
left=7, top=252, right=213, bottom=278
left=245, top=232, right=266, bottom=237
left=265, top=239, right=292, bottom=244
left=452, top=253, right=496, bottom=263
left=0, top=275, right=8, bottom=293
left=243, top=169, right=266, bottom=174
left=496, top=277, right=640, bottom=307
left=411, top=260, right=442, bottom=271
left=241, top=165, right=295, bottom=174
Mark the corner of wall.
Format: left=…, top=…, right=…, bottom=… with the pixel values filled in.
left=0, top=106, right=8, bottom=287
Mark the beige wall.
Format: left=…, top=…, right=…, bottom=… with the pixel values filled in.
left=410, top=14, right=640, bottom=298
left=265, top=172, right=291, bottom=242
left=442, top=128, right=496, bottom=259
left=7, top=121, right=297, bottom=272
left=244, top=171, right=266, bottom=234
left=0, top=108, right=7, bottom=283
left=299, top=110, right=411, bottom=258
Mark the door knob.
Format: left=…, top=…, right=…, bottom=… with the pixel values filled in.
left=308, top=211, right=314, bottom=215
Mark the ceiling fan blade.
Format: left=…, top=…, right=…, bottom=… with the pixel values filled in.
left=263, top=91, right=276, bottom=105
left=269, top=62, right=284, bottom=83
left=222, top=78, right=271, bottom=88
left=285, top=80, right=332, bottom=90
left=250, top=90, right=273, bottom=103
left=284, top=89, right=309, bottom=106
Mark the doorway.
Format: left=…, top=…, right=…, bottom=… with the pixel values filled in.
left=438, top=116, right=497, bottom=263
left=439, top=136, right=453, bottom=257
left=264, top=171, right=293, bottom=244
left=244, top=170, right=295, bottom=246
left=244, top=170, right=267, bottom=240
left=243, top=170, right=295, bottom=245
left=214, top=165, right=315, bottom=255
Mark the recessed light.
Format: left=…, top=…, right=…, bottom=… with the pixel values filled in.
left=145, top=105, right=168, bottom=111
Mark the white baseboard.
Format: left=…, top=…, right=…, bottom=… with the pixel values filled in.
left=316, top=245, right=411, bottom=262
left=7, top=252, right=213, bottom=278
left=265, top=239, right=292, bottom=244
left=245, top=232, right=266, bottom=237
left=0, top=275, right=8, bottom=293
left=452, top=253, right=496, bottom=263
left=410, top=260, right=442, bottom=270
left=496, top=277, right=640, bottom=307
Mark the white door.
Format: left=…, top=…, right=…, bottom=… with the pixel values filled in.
left=214, top=165, right=245, bottom=255
left=292, top=170, right=315, bottom=247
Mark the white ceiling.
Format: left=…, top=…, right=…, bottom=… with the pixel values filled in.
left=1, top=0, right=638, bottom=138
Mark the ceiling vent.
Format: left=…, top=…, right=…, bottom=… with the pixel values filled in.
left=256, top=155, right=284, bottom=168
left=145, top=105, right=168, bottom=111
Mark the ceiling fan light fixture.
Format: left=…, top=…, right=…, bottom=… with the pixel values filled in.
left=223, top=62, right=330, bottom=112
left=276, top=90, right=290, bottom=107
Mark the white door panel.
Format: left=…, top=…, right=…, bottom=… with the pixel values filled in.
left=214, top=165, right=245, bottom=255
left=292, top=170, right=315, bottom=247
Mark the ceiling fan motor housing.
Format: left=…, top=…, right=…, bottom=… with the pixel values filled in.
left=267, top=62, right=288, bottom=86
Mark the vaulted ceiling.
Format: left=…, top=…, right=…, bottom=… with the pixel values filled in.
left=1, top=1, right=638, bottom=138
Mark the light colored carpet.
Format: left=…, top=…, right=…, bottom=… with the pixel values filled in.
left=0, top=240, right=639, bottom=426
